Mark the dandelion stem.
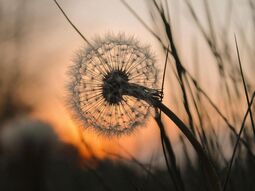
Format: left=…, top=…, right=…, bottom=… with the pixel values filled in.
left=124, top=84, right=221, bottom=191
left=152, top=99, right=221, bottom=191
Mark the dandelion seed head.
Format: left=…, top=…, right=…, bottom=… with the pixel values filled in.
left=68, top=33, right=158, bottom=136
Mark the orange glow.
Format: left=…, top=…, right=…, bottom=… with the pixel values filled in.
left=31, top=96, right=155, bottom=160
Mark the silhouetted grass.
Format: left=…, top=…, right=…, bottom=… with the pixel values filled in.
left=122, top=0, right=255, bottom=191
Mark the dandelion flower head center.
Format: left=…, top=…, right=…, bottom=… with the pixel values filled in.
left=102, top=69, right=129, bottom=105
left=69, top=34, right=158, bottom=135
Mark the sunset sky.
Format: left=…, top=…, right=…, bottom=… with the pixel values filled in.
left=1, top=0, right=254, bottom=162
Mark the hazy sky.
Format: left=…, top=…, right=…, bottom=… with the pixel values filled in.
left=1, top=0, right=254, bottom=162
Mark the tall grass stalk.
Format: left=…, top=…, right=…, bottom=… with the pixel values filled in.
left=234, top=36, right=255, bottom=137
left=223, top=91, right=255, bottom=191
left=155, top=45, right=185, bottom=191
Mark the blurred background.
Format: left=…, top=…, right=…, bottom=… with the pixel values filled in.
left=0, top=0, right=254, bottom=191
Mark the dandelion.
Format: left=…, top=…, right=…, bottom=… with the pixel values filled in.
left=68, top=34, right=160, bottom=135
left=67, top=33, right=219, bottom=187
left=54, top=0, right=220, bottom=187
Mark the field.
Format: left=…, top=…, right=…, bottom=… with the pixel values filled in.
left=0, top=0, right=254, bottom=191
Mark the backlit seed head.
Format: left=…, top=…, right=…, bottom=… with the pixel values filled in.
left=68, top=33, right=158, bottom=136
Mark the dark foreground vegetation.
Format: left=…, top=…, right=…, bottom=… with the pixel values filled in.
left=0, top=120, right=254, bottom=191
left=0, top=121, right=254, bottom=191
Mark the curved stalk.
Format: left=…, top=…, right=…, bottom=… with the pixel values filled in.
left=152, top=99, right=221, bottom=191
left=125, top=84, right=221, bottom=191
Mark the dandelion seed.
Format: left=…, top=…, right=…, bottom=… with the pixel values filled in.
left=68, top=34, right=159, bottom=135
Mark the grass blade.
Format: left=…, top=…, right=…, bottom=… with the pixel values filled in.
left=53, top=0, right=92, bottom=46
left=234, top=36, right=255, bottom=138
left=223, top=92, right=255, bottom=191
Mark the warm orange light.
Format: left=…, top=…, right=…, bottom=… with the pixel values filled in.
left=31, top=97, right=144, bottom=160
